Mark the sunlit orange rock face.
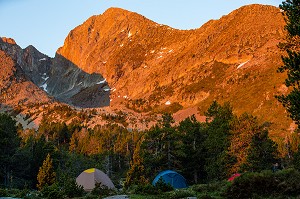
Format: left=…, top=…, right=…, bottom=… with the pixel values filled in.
left=1, top=37, right=16, bottom=45
left=56, top=4, right=292, bottom=136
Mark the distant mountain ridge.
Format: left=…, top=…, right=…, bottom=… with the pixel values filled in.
left=0, top=4, right=294, bottom=136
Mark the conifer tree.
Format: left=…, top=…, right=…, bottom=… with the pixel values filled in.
left=125, top=143, right=148, bottom=188
left=204, top=101, right=234, bottom=181
left=37, top=153, right=56, bottom=190
left=0, top=113, right=20, bottom=187
left=241, top=130, right=278, bottom=172
left=277, top=0, right=300, bottom=125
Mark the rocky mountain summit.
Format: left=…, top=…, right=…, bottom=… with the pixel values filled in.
left=56, top=4, right=291, bottom=135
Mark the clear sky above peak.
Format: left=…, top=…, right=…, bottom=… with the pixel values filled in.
left=0, top=0, right=283, bottom=57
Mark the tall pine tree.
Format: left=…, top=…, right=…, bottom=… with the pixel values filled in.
left=277, top=0, right=300, bottom=126
left=204, top=101, right=235, bottom=181
left=0, top=113, right=20, bottom=187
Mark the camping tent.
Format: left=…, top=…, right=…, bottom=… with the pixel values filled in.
left=76, top=168, right=115, bottom=191
left=152, top=170, right=188, bottom=189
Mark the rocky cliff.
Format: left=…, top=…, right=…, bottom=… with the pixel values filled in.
left=55, top=4, right=291, bottom=135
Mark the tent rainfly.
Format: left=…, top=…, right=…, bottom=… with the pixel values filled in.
left=152, top=170, right=188, bottom=189
left=76, top=168, right=115, bottom=191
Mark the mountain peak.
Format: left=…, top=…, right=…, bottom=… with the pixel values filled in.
left=102, top=7, right=132, bottom=15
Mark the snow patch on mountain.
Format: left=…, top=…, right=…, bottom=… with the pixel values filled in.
left=40, top=83, right=48, bottom=92
left=237, top=60, right=249, bottom=69
left=96, top=78, right=106, bottom=84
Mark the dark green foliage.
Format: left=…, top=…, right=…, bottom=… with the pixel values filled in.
left=225, top=169, right=300, bottom=199
left=131, top=184, right=159, bottom=195
left=277, top=0, right=300, bottom=126
left=292, top=144, right=300, bottom=170
left=280, top=0, right=300, bottom=37
left=0, top=188, right=8, bottom=196
left=165, top=189, right=196, bottom=199
left=0, top=113, right=20, bottom=187
left=154, top=177, right=174, bottom=192
left=192, top=181, right=230, bottom=194
left=204, top=101, right=234, bottom=181
left=16, top=135, right=56, bottom=188
left=177, top=115, right=206, bottom=184
left=39, top=119, right=70, bottom=146
left=277, top=51, right=300, bottom=125
left=40, top=183, right=63, bottom=199
left=129, top=179, right=173, bottom=196
left=91, top=182, right=116, bottom=198
left=141, top=114, right=179, bottom=178
left=242, top=130, right=278, bottom=172
left=61, top=177, right=84, bottom=198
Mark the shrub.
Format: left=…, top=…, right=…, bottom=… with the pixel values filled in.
left=62, top=178, right=84, bottom=198
left=91, top=182, right=116, bottom=198
left=0, top=188, right=8, bottom=197
left=224, top=169, right=300, bottom=198
left=154, top=177, right=174, bottom=192
left=41, top=183, right=64, bottom=199
left=15, top=188, right=30, bottom=198
left=192, top=181, right=230, bottom=194
left=165, top=189, right=196, bottom=199
left=132, top=184, right=159, bottom=195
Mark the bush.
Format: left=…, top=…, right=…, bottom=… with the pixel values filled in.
left=224, top=169, right=300, bottom=198
left=0, top=188, right=8, bottom=197
left=192, top=181, right=229, bottom=193
left=154, top=177, right=174, bottom=192
left=62, top=178, right=84, bottom=198
left=131, top=184, right=159, bottom=195
left=41, top=183, right=64, bottom=199
left=91, top=182, right=116, bottom=198
left=165, top=189, right=196, bottom=199
left=15, top=188, right=30, bottom=198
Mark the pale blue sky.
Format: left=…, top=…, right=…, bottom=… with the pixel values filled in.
left=0, top=0, right=282, bottom=57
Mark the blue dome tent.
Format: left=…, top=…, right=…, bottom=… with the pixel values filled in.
left=152, top=170, right=188, bottom=189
